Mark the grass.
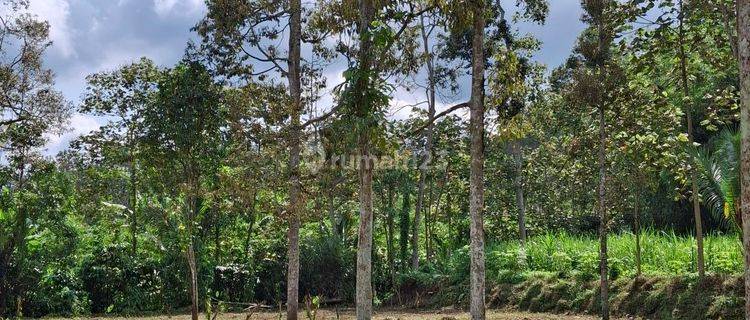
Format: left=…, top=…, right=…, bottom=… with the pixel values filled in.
left=483, top=230, right=743, bottom=280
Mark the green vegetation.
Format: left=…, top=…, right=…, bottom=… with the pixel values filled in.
left=483, top=231, right=743, bottom=278
left=2, top=0, right=750, bottom=319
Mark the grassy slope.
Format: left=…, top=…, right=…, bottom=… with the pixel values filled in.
left=395, top=231, right=745, bottom=319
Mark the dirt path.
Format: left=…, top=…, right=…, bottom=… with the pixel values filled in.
left=83, top=310, right=603, bottom=320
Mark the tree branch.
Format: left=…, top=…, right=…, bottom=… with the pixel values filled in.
left=299, top=104, right=342, bottom=128
left=407, top=102, right=469, bottom=137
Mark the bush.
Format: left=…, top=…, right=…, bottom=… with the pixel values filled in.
left=26, top=268, right=90, bottom=317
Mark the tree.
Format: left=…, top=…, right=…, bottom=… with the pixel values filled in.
left=141, top=62, right=222, bottom=320
left=677, top=0, right=705, bottom=278
left=574, top=1, right=619, bottom=318
left=467, top=2, right=486, bottom=317
left=0, top=1, right=71, bottom=314
left=737, top=0, right=750, bottom=317
left=80, top=58, right=160, bottom=256
left=195, top=1, right=308, bottom=315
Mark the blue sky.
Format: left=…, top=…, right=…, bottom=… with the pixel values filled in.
left=29, top=0, right=585, bottom=155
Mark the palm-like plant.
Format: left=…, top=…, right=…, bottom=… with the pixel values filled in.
left=689, top=128, right=741, bottom=233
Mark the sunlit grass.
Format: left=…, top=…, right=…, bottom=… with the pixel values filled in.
left=484, top=230, right=743, bottom=279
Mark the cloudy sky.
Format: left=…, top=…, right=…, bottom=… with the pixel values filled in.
left=26, top=0, right=585, bottom=155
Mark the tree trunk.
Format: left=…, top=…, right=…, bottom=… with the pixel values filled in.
left=129, top=143, right=138, bottom=256
left=286, top=0, right=302, bottom=318
left=386, top=187, right=396, bottom=287
left=469, top=3, right=486, bottom=319
left=187, top=188, right=200, bottom=320
left=736, top=0, right=750, bottom=318
left=512, top=141, right=527, bottom=245
left=355, top=0, right=375, bottom=318
left=597, top=104, right=609, bottom=320
left=425, top=178, right=434, bottom=262
left=356, top=141, right=374, bottom=320
left=400, top=184, right=411, bottom=270
left=413, top=14, right=437, bottom=271
left=634, top=178, right=642, bottom=278
left=187, top=240, right=199, bottom=320
left=678, top=0, right=705, bottom=278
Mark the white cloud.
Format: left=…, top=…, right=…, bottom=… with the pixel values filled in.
left=153, top=0, right=204, bottom=17
left=44, top=113, right=103, bottom=155
left=29, top=0, right=75, bottom=58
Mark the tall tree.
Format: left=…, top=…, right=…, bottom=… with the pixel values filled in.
left=142, top=62, right=222, bottom=320
left=80, top=58, right=159, bottom=256
left=0, top=1, right=71, bottom=314
left=353, top=1, right=376, bottom=317
left=677, top=0, right=705, bottom=278
left=286, top=0, right=303, bottom=317
left=738, top=0, right=750, bottom=317
left=468, top=1, right=486, bottom=318
left=194, top=1, right=309, bottom=316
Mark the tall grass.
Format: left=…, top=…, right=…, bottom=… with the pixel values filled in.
left=481, top=230, right=743, bottom=280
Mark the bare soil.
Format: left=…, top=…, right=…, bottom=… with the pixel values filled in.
left=72, top=309, right=606, bottom=320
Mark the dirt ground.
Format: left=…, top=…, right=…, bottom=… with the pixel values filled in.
left=74, top=309, right=607, bottom=320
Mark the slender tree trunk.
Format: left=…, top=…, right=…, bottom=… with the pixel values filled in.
left=243, top=214, right=256, bottom=264
left=413, top=14, right=437, bottom=270
left=355, top=0, right=375, bottom=318
left=400, top=184, right=411, bottom=270
left=446, top=191, right=454, bottom=257
left=286, top=0, right=302, bottom=318
left=469, top=3, right=486, bottom=319
left=678, top=0, right=705, bottom=278
left=512, top=141, right=527, bottom=245
left=187, top=180, right=200, bottom=320
left=597, top=104, right=609, bottom=320
left=736, top=0, right=750, bottom=318
left=594, top=8, right=609, bottom=318
left=214, top=208, right=221, bottom=265
left=386, top=188, right=396, bottom=287
left=243, top=192, right=258, bottom=263
left=129, top=142, right=138, bottom=256
left=425, top=178, right=434, bottom=262
left=634, top=184, right=642, bottom=278
left=187, top=240, right=199, bottom=320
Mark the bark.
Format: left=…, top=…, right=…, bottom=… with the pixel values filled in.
left=129, top=142, right=138, bottom=256
left=634, top=185, right=642, bottom=277
left=512, top=141, right=527, bottom=245
left=386, top=188, right=396, bottom=287
left=678, top=0, right=705, bottom=278
left=187, top=188, right=200, bottom=320
left=187, top=240, right=199, bottom=320
left=286, top=0, right=302, bottom=318
left=356, top=142, right=374, bottom=320
left=597, top=104, right=609, bottom=320
left=413, top=14, right=437, bottom=270
left=413, top=175, right=425, bottom=270
left=736, top=0, right=750, bottom=318
left=469, top=4, right=486, bottom=319
left=400, top=185, right=411, bottom=270
left=214, top=208, right=221, bottom=264
left=425, top=178, right=434, bottom=262
left=355, top=0, right=375, bottom=318
left=595, top=11, right=609, bottom=320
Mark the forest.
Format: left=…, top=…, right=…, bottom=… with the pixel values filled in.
left=2, top=0, right=750, bottom=319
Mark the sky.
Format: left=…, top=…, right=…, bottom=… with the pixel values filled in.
left=24, top=0, right=585, bottom=156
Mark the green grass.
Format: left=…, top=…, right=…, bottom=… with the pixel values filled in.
left=483, top=230, right=743, bottom=280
